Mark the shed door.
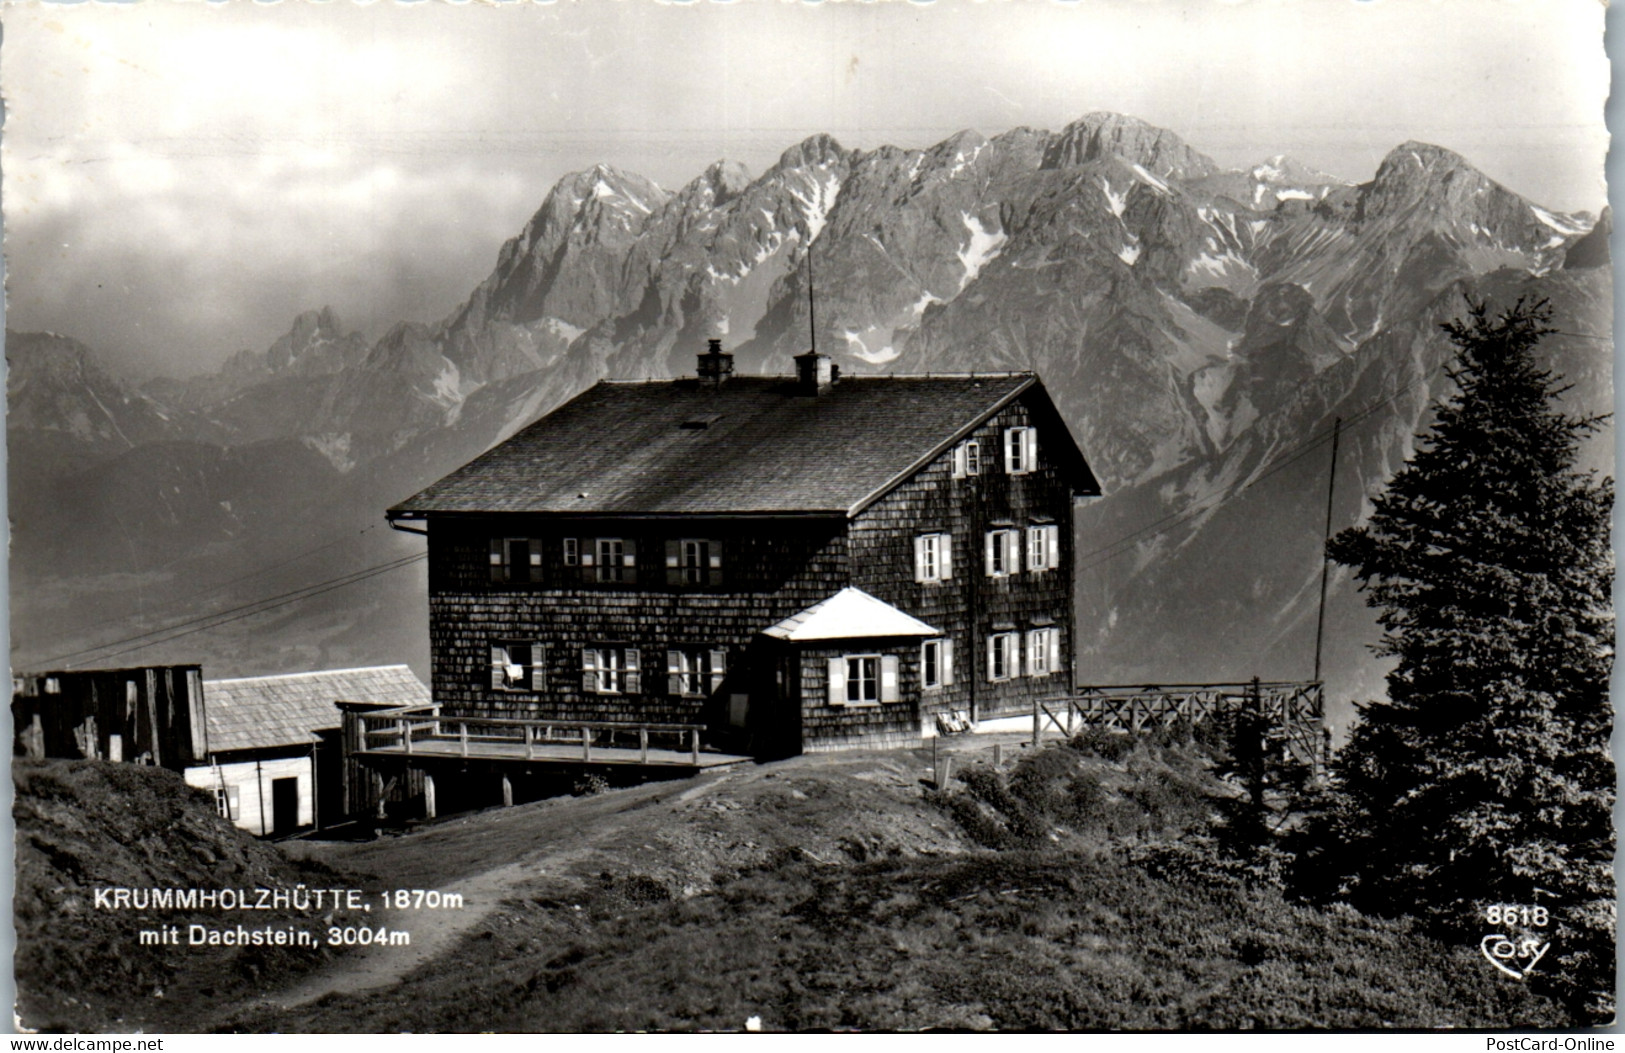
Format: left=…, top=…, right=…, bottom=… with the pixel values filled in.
left=270, top=777, right=299, bottom=837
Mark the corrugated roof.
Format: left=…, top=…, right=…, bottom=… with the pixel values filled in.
left=762, top=587, right=941, bottom=641
left=390, top=374, right=1050, bottom=517
left=203, top=665, right=430, bottom=754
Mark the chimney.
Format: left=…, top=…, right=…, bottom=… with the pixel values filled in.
left=794, top=349, right=837, bottom=395
left=696, top=338, right=734, bottom=387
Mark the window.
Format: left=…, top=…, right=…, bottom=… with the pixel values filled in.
left=827, top=654, right=899, bottom=706
left=952, top=440, right=982, bottom=478
left=987, top=633, right=1018, bottom=682
left=1026, top=524, right=1061, bottom=572
left=215, top=785, right=240, bottom=821
left=667, top=647, right=728, bottom=697
left=666, top=539, right=723, bottom=587
left=922, top=639, right=954, bottom=690
left=489, top=538, right=543, bottom=584
left=490, top=641, right=545, bottom=692
left=914, top=533, right=953, bottom=583
left=563, top=538, right=579, bottom=566
left=985, top=529, right=1021, bottom=577
left=582, top=646, right=641, bottom=695
left=1026, top=627, right=1061, bottom=677
left=576, top=537, right=638, bottom=584
left=1004, top=426, right=1038, bottom=475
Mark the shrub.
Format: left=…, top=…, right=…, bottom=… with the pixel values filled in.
left=1070, top=726, right=1137, bottom=762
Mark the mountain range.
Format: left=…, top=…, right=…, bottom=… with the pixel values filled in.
left=9, top=112, right=1612, bottom=735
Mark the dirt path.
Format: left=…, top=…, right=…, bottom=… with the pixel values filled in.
left=211, top=770, right=746, bottom=1025
left=215, top=743, right=995, bottom=1030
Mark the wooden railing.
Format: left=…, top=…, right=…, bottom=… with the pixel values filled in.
left=353, top=704, right=705, bottom=765
left=1034, top=680, right=1327, bottom=772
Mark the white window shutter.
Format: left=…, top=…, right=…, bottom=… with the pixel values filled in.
left=489, top=539, right=504, bottom=582
left=987, top=637, right=998, bottom=682
left=1003, top=429, right=1016, bottom=473
left=984, top=531, right=996, bottom=576
left=880, top=655, right=899, bottom=702
left=529, top=643, right=546, bottom=689
left=952, top=443, right=967, bottom=479
left=708, top=544, right=723, bottom=571
left=709, top=649, right=728, bottom=693
left=624, top=649, right=641, bottom=695
left=490, top=645, right=505, bottom=690
left=1005, top=531, right=1020, bottom=574
left=828, top=658, right=847, bottom=705
left=1024, top=427, right=1038, bottom=472
left=1049, top=629, right=1061, bottom=674
left=581, top=648, right=599, bottom=693
left=667, top=650, right=684, bottom=696
left=1024, top=632, right=1036, bottom=676
left=938, top=535, right=953, bottom=580
left=914, top=536, right=929, bottom=583
left=942, top=640, right=954, bottom=686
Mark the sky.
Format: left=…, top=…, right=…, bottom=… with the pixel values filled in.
left=1, top=0, right=1610, bottom=381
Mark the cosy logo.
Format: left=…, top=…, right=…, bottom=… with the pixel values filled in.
left=1479, top=904, right=1551, bottom=980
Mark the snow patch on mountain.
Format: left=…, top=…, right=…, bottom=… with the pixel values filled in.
left=950, top=142, right=985, bottom=177
left=1530, top=204, right=1590, bottom=237
left=841, top=329, right=899, bottom=364
left=304, top=433, right=355, bottom=473
left=1117, top=243, right=1141, bottom=266
left=957, top=212, right=1007, bottom=290
left=543, top=317, right=586, bottom=343
left=912, top=290, right=944, bottom=318
left=1102, top=178, right=1129, bottom=219
left=1130, top=163, right=1173, bottom=196
left=789, top=168, right=842, bottom=241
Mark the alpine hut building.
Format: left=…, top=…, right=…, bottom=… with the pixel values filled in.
left=385, top=342, right=1100, bottom=758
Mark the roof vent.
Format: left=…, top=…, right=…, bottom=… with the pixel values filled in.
left=697, top=338, right=733, bottom=387
left=680, top=413, right=721, bottom=430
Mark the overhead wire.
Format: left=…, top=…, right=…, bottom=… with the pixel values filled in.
left=44, top=550, right=427, bottom=669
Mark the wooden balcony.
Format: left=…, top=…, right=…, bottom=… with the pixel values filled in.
left=351, top=705, right=750, bottom=770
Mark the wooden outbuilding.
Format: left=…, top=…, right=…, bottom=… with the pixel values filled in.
left=182, top=665, right=430, bottom=836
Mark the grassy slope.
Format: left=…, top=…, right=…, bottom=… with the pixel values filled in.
left=228, top=736, right=1571, bottom=1032
left=13, top=759, right=357, bottom=1033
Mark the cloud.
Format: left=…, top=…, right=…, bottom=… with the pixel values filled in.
left=1, top=0, right=1607, bottom=380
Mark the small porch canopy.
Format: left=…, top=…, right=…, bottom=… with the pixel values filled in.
left=762, top=587, right=941, bottom=641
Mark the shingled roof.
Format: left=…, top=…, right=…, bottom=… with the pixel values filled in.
left=391, top=374, right=1096, bottom=517
left=203, top=665, right=430, bottom=754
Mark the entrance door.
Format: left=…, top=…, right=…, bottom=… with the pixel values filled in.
left=270, top=777, right=299, bottom=836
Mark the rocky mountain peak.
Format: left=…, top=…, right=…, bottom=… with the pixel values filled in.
left=1043, top=111, right=1218, bottom=180
left=772, top=133, right=849, bottom=174
left=266, top=305, right=367, bottom=376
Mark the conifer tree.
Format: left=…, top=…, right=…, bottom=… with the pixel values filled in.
left=1319, top=298, right=1614, bottom=1017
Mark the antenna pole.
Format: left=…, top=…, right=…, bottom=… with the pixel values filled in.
left=1312, top=416, right=1343, bottom=683
left=806, top=242, right=817, bottom=354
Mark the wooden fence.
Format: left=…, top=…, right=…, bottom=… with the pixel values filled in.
left=1033, top=680, right=1327, bottom=772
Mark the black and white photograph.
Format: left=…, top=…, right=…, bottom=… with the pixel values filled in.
left=3, top=0, right=1616, bottom=1033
